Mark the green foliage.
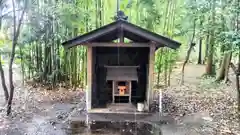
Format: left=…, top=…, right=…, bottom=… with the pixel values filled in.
left=222, top=31, right=240, bottom=48
left=0, top=0, right=239, bottom=87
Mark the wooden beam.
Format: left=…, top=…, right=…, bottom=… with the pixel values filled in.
left=104, top=65, right=140, bottom=68
left=84, top=43, right=152, bottom=47
left=86, top=46, right=92, bottom=111
left=147, top=44, right=156, bottom=111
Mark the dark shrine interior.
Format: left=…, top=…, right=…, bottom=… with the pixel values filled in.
left=91, top=47, right=150, bottom=108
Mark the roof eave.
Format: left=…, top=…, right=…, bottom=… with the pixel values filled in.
left=61, top=20, right=182, bottom=49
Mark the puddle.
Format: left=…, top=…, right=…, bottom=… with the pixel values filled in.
left=64, top=121, right=162, bottom=135
left=23, top=113, right=162, bottom=135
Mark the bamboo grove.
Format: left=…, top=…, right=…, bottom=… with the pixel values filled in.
left=0, top=0, right=240, bottom=88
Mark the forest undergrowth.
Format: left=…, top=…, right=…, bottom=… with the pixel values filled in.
left=159, top=64, right=240, bottom=135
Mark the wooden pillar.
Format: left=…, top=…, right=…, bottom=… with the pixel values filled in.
left=147, top=44, right=156, bottom=111
left=86, top=46, right=92, bottom=111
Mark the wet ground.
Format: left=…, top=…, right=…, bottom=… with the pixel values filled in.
left=0, top=93, right=214, bottom=135
left=0, top=102, right=164, bottom=135
left=0, top=64, right=239, bottom=135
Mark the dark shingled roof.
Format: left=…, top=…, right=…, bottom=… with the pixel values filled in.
left=62, top=19, right=181, bottom=49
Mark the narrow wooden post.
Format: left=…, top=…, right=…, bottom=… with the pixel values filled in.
left=112, top=81, right=115, bottom=103
left=147, top=44, right=156, bottom=111
left=86, top=46, right=92, bottom=111
left=129, top=81, right=132, bottom=103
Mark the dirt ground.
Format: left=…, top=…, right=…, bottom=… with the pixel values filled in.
left=0, top=63, right=239, bottom=135
left=162, top=64, right=239, bottom=135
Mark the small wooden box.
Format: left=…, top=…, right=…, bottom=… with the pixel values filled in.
left=118, top=86, right=126, bottom=95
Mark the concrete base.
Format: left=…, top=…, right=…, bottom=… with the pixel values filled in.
left=70, top=111, right=174, bottom=124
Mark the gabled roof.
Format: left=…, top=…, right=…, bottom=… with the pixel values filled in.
left=62, top=19, right=181, bottom=49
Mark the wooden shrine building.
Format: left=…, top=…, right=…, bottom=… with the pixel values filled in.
left=62, top=12, right=181, bottom=116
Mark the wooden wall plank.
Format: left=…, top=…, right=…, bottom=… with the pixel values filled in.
left=85, top=43, right=152, bottom=47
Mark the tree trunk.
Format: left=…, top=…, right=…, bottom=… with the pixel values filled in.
left=0, top=0, right=9, bottom=102
left=236, top=75, right=240, bottom=112
left=231, top=63, right=240, bottom=112
left=197, top=16, right=203, bottom=64
left=205, top=42, right=214, bottom=75
left=181, top=17, right=196, bottom=85
left=238, top=49, right=240, bottom=112
left=230, top=62, right=240, bottom=112
left=19, top=47, right=25, bottom=85
left=7, top=0, right=17, bottom=115
left=0, top=55, right=9, bottom=101
left=7, top=0, right=26, bottom=115
left=203, top=33, right=210, bottom=64
left=216, top=52, right=232, bottom=81
left=197, top=38, right=202, bottom=64
left=238, top=48, right=240, bottom=71
left=236, top=0, right=239, bottom=112
left=181, top=43, right=195, bottom=85
left=205, top=0, right=216, bottom=75
left=216, top=53, right=227, bottom=80
left=7, top=57, right=15, bottom=115
left=224, top=52, right=232, bottom=82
